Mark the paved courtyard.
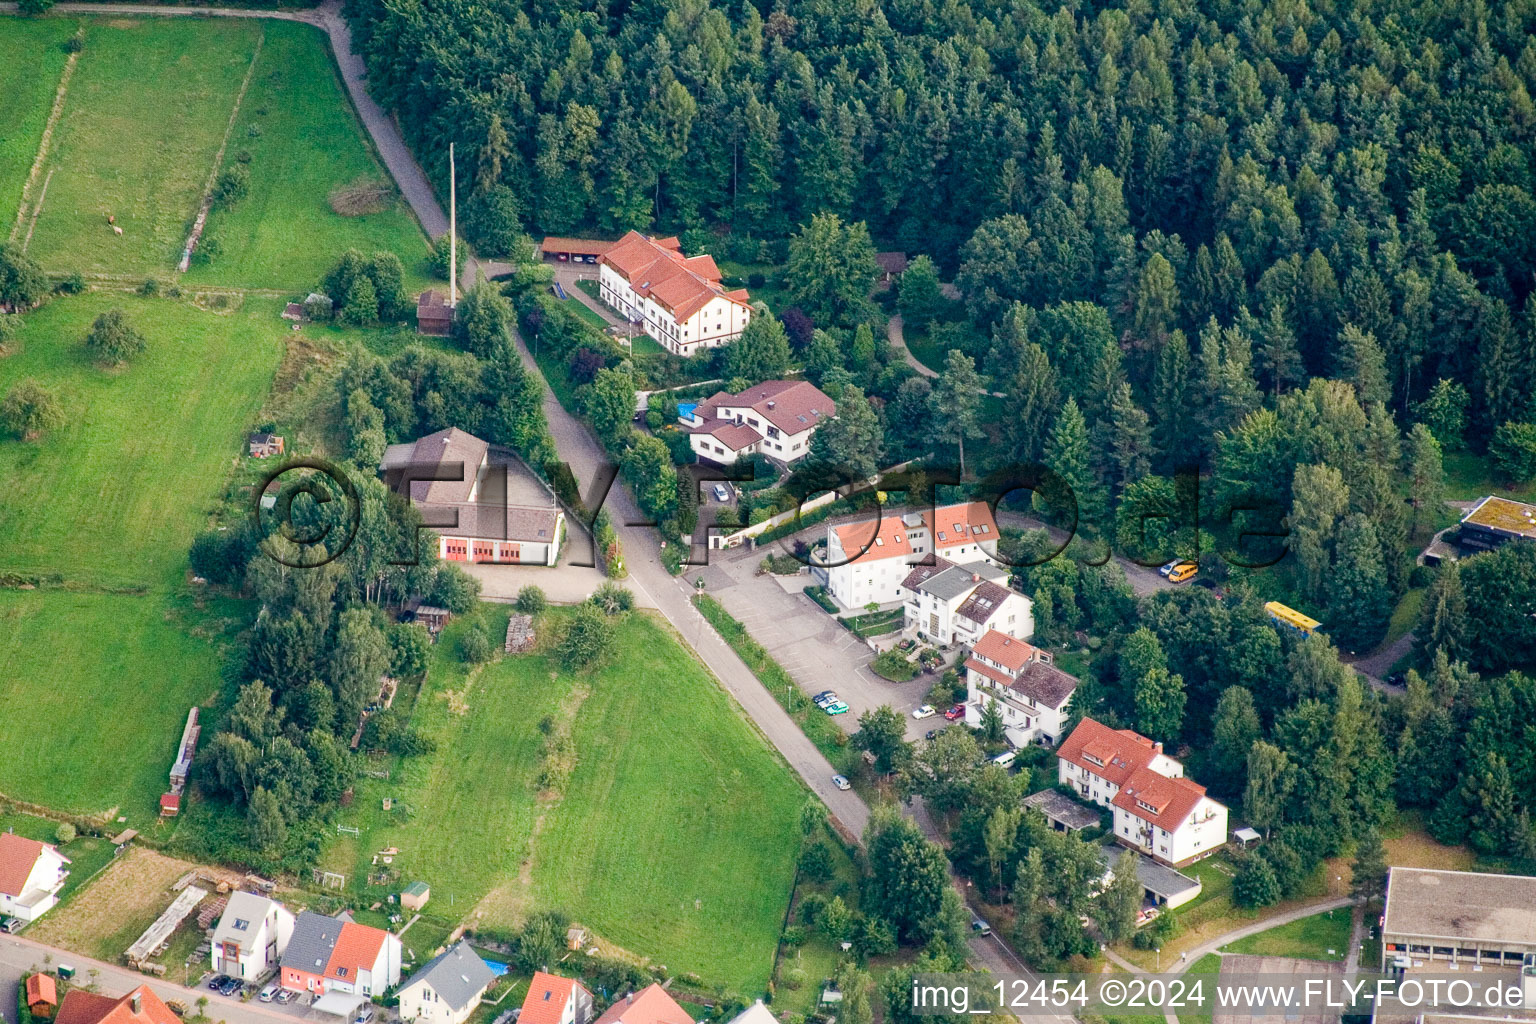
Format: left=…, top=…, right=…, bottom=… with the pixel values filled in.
left=693, top=543, right=941, bottom=740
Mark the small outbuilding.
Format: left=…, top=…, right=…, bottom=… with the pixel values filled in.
left=249, top=433, right=285, bottom=458
left=27, top=972, right=58, bottom=1018
left=282, top=302, right=306, bottom=322
left=875, top=251, right=909, bottom=283
left=159, top=793, right=181, bottom=817
left=1024, top=789, right=1102, bottom=833
left=1232, top=827, right=1261, bottom=849
left=400, top=881, right=431, bottom=912
left=417, top=290, right=455, bottom=337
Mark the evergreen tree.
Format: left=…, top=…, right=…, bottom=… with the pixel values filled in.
left=898, top=255, right=945, bottom=329
left=1339, top=325, right=1390, bottom=406
left=1036, top=397, right=1103, bottom=525
left=1405, top=423, right=1444, bottom=537
left=1135, top=666, right=1187, bottom=742
left=1002, top=342, right=1059, bottom=464
left=1416, top=378, right=1470, bottom=450
left=1416, top=560, right=1468, bottom=663
left=1210, top=686, right=1261, bottom=796
left=1097, top=849, right=1142, bottom=943
left=928, top=350, right=984, bottom=478
left=720, top=315, right=792, bottom=381
left=1462, top=751, right=1519, bottom=855
left=1327, top=514, right=1390, bottom=654
left=1105, top=381, right=1153, bottom=497
left=1152, top=329, right=1194, bottom=468
left=807, top=385, right=883, bottom=480
left=785, top=213, right=879, bottom=328
left=1291, top=463, right=1350, bottom=604
left=1350, top=829, right=1388, bottom=901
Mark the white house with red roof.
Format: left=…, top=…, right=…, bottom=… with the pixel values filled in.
left=0, top=832, right=70, bottom=924
left=1056, top=718, right=1228, bottom=866
left=592, top=984, right=693, bottom=1024
left=900, top=557, right=1031, bottom=647
left=279, top=911, right=402, bottom=1001
left=55, top=985, right=180, bottom=1024
left=518, top=971, right=593, bottom=1024
left=682, top=380, right=836, bottom=466
left=599, top=232, right=751, bottom=354
left=963, top=631, right=1076, bottom=747
left=819, top=502, right=1000, bottom=610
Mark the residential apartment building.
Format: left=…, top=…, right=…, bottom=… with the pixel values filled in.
left=0, top=833, right=70, bottom=924
left=599, top=232, right=751, bottom=355
left=211, top=891, right=296, bottom=982
left=901, top=558, right=1031, bottom=646
left=380, top=427, right=565, bottom=566
left=818, top=502, right=1000, bottom=610
left=1057, top=718, right=1228, bottom=866
left=682, top=380, right=835, bottom=467
left=963, top=630, right=1075, bottom=747
left=279, top=911, right=402, bottom=1000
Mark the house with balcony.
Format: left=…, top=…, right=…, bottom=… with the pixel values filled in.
left=817, top=502, right=1000, bottom=610
left=599, top=232, right=751, bottom=355
left=211, top=891, right=295, bottom=983
left=902, top=558, right=1031, bottom=647
left=963, top=631, right=1075, bottom=747
left=681, top=380, right=835, bottom=467
left=1056, top=718, right=1227, bottom=867
left=279, top=911, right=402, bottom=1004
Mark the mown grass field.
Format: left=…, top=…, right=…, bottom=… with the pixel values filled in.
left=180, top=20, right=429, bottom=291
left=0, top=18, right=79, bottom=226
left=26, top=18, right=261, bottom=276
left=1221, top=907, right=1353, bottom=962
left=0, top=293, right=283, bottom=587
left=323, top=606, right=804, bottom=995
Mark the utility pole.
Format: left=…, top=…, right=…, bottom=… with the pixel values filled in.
left=448, top=142, right=457, bottom=309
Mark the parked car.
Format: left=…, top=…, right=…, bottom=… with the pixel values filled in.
left=991, top=750, right=1017, bottom=769
left=972, top=916, right=992, bottom=936
left=259, top=984, right=280, bottom=1003
left=1158, top=560, right=1181, bottom=577
left=925, top=728, right=941, bottom=741
left=832, top=774, right=851, bottom=791
left=813, top=692, right=840, bottom=708
left=0, top=916, right=19, bottom=933
left=824, top=701, right=850, bottom=715
left=912, top=704, right=937, bottom=719
left=1167, top=561, right=1198, bottom=584
left=219, top=978, right=243, bottom=997
left=207, top=976, right=231, bottom=992
left=276, top=990, right=299, bottom=1005
left=712, top=484, right=731, bottom=502
left=354, top=1007, right=376, bottom=1024
left=943, top=704, right=965, bottom=721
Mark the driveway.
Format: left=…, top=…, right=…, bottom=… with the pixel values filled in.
left=694, top=544, right=939, bottom=740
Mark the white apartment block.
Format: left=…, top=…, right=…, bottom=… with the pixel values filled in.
left=1057, top=718, right=1228, bottom=867
left=682, top=380, right=835, bottom=467
left=963, top=631, right=1075, bottom=747
left=819, top=502, right=1000, bottom=610
left=902, top=558, right=1031, bottom=646
left=599, top=232, right=751, bottom=355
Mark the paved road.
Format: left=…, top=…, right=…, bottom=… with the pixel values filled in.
left=0, top=933, right=333, bottom=1024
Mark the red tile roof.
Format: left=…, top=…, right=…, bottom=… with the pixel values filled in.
left=971, top=630, right=1037, bottom=672
left=1057, top=717, right=1160, bottom=787
left=923, top=501, right=998, bottom=550
left=27, top=973, right=58, bottom=1007
left=696, top=419, right=761, bottom=451
left=834, top=514, right=915, bottom=563
left=601, top=231, right=748, bottom=323
left=325, top=921, right=389, bottom=981
left=593, top=984, right=693, bottom=1024
left=520, top=972, right=589, bottom=1024
left=690, top=380, right=836, bottom=439
left=0, top=833, right=52, bottom=898
left=1111, top=767, right=1208, bottom=833
left=56, top=987, right=178, bottom=1024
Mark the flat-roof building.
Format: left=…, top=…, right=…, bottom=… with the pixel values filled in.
left=1459, top=496, right=1536, bottom=554
left=1381, top=866, right=1536, bottom=968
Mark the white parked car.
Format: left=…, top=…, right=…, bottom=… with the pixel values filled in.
left=832, top=775, right=851, bottom=791
left=912, top=704, right=937, bottom=719
left=259, top=984, right=280, bottom=1003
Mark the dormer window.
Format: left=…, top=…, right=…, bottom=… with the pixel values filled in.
left=1083, top=753, right=1103, bottom=767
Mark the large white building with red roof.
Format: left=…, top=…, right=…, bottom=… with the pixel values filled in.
left=901, top=557, right=1031, bottom=647
left=682, top=380, right=836, bottom=466
left=599, top=232, right=751, bottom=354
left=963, top=631, right=1076, bottom=747
left=819, top=501, right=1000, bottom=609
left=0, top=832, right=70, bottom=924
left=1056, top=718, right=1228, bottom=866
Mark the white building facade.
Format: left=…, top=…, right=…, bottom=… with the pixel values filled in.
left=963, top=631, right=1075, bottom=747
left=599, top=232, right=751, bottom=354
left=1057, top=718, right=1228, bottom=866
left=0, top=834, right=69, bottom=924
left=683, top=381, right=835, bottom=467
left=819, top=502, right=1001, bottom=610
left=211, top=892, right=296, bottom=982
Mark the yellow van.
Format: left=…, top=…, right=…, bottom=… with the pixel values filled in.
left=1167, top=561, right=1199, bottom=584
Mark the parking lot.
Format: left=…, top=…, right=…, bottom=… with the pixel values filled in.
left=692, top=543, right=941, bottom=740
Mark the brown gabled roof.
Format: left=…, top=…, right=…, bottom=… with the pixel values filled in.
left=56, top=988, right=178, bottom=1024
left=1058, top=717, right=1160, bottom=787
left=520, top=973, right=590, bottom=1024
left=727, top=380, right=836, bottom=435
left=540, top=237, right=613, bottom=257
left=876, top=251, right=909, bottom=275
left=0, top=833, right=52, bottom=898
left=600, top=231, right=747, bottom=324
left=923, top=501, right=998, bottom=550
left=956, top=581, right=1013, bottom=625
left=698, top=420, right=761, bottom=451
left=1111, top=768, right=1208, bottom=833
left=902, top=557, right=957, bottom=591
left=593, top=984, right=693, bottom=1024
left=402, top=428, right=488, bottom=505
left=417, top=290, right=454, bottom=322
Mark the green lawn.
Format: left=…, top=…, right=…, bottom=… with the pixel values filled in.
left=0, top=587, right=248, bottom=823
left=0, top=18, right=79, bottom=227
left=0, top=293, right=284, bottom=587
left=27, top=18, right=262, bottom=277
left=322, top=606, right=804, bottom=995
left=180, top=21, right=429, bottom=291
left=564, top=296, right=611, bottom=332
left=1442, top=451, right=1536, bottom=502
left=1220, top=907, right=1353, bottom=961
left=0, top=810, right=118, bottom=902
left=1386, top=587, right=1425, bottom=645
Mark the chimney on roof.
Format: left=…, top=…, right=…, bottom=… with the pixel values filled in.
left=972, top=573, right=980, bottom=582
left=130, top=993, right=143, bottom=1015
left=767, top=401, right=776, bottom=408
left=1153, top=742, right=1163, bottom=755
